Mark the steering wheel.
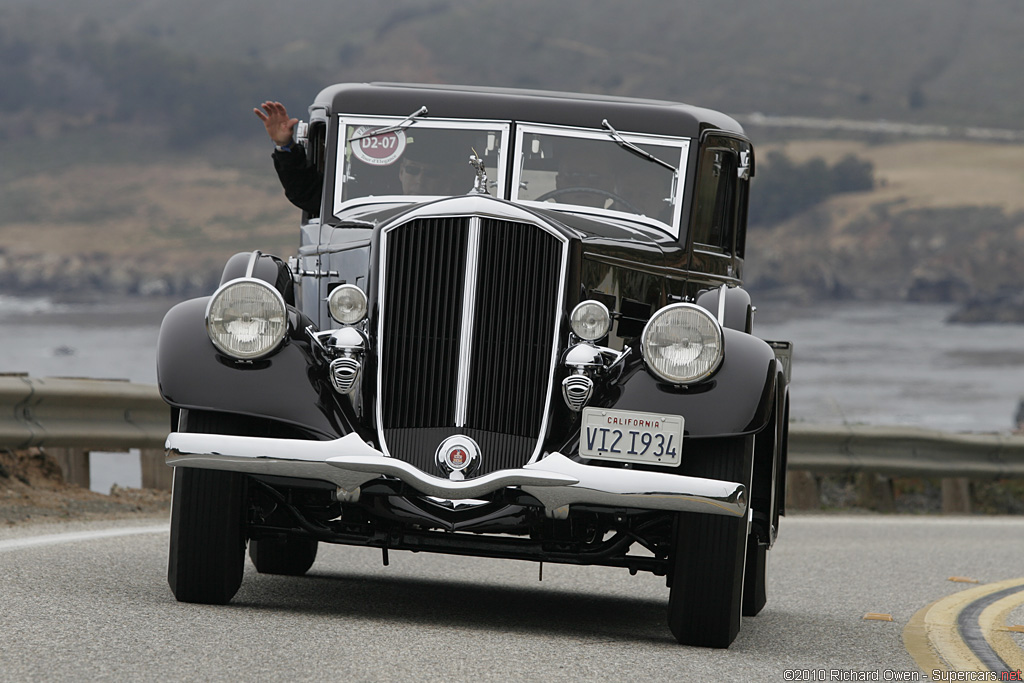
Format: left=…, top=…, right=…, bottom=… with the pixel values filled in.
left=534, top=187, right=641, bottom=215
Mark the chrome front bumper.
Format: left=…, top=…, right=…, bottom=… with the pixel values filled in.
left=165, top=432, right=747, bottom=519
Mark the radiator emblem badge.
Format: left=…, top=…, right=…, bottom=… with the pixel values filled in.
left=435, top=435, right=481, bottom=479
left=449, top=447, right=468, bottom=468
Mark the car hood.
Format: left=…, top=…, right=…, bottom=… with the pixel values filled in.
left=325, top=195, right=686, bottom=270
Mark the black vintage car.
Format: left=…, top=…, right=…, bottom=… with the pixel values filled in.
left=158, top=82, right=792, bottom=648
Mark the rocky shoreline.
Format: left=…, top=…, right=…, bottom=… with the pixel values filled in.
left=0, top=249, right=221, bottom=300
left=944, top=291, right=1024, bottom=324
left=743, top=202, right=1024, bottom=324
left=0, top=449, right=170, bottom=527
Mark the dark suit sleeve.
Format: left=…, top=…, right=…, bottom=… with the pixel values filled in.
left=272, top=146, right=323, bottom=216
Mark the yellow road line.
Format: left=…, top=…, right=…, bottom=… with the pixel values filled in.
left=978, top=588, right=1024, bottom=671
left=904, top=598, right=948, bottom=673
left=903, top=577, right=1024, bottom=673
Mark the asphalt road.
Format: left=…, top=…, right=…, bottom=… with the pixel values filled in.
left=1, top=515, right=1022, bottom=681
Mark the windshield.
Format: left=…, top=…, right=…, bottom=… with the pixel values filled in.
left=334, top=116, right=509, bottom=216
left=513, top=125, right=688, bottom=236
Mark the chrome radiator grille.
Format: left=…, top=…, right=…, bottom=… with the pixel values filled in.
left=379, top=216, right=564, bottom=476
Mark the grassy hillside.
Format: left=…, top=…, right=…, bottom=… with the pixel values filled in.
left=745, top=140, right=1024, bottom=303
left=0, top=149, right=297, bottom=296
left=766, top=140, right=1024, bottom=214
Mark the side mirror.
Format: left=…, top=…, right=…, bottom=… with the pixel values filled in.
left=737, top=150, right=751, bottom=180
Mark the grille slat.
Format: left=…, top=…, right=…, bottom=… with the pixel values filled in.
left=380, top=216, right=563, bottom=476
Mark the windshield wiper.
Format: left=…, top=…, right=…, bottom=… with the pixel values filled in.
left=349, top=106, right=429, bottom=142
left=601, top=119, right=678, bottom=173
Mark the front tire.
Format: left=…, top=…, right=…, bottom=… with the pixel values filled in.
left=668, top=436, right=753, bottom=648
left=167, top=466, right=246, bottom=604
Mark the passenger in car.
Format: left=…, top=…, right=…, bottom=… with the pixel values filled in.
left=256, top=101, right=477, bottom=212
left=255, top=101, right=322, bottom=215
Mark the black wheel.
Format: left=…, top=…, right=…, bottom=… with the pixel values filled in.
left=167, top=466, right=246, bottom=604
left=167, top=411, right=247, bottom=604
left=668, top=436, right=753, bottom=648
left=249, top=537, right=318, bottom=576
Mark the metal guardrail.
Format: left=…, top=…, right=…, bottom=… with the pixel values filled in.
left=788, top=423, right=1024, bottom=479
left=2, top=376, right=1024, bottom=480
left=0, top=375, right=168, bottom=451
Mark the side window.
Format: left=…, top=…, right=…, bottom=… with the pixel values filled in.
left=692, top=143, right=738, bottom=253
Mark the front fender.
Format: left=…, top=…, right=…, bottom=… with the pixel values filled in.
left=156, top=297, right=351, bottom=439
left=608, top=329, right=777, bottom=438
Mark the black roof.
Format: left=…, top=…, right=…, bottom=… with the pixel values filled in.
left=312, top=82, right=744, bottom=139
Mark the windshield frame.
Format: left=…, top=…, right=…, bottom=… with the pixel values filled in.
left=332, top=114, right=511, bottom=218
left=510, top=122, right=690, bottom=238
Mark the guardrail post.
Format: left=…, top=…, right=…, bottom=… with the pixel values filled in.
left=45, top=447, right=90, bottom=489
left=941, top=478, right=972, bottom=514
left=140, top=448, right=173, bottom=491
left=786, top=471, right=820, bottom=510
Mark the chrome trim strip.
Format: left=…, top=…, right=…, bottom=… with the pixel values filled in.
left=533, top=224, right=570, bottom=463
left=375, top=216, right=392, bottom=457
left=165, top=432, right=747, bottom=518
left=717, top=282, right=727, bottom=325
left=454, top=217, right=482, bottom=427
left=244, top=250, right=263, bottom=278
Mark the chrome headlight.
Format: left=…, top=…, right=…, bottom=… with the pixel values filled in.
left=327, top=284, right=368, bottom=325
left=206, top=278, right=288, bottom=359
left=641, top=303, right=723, bottom=384
left=570, top=300, right=611, bottom=341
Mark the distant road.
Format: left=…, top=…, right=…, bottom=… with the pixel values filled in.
left=735, top=112, right=1024, bottom=142
left=1, top=516, right=1022, bottom=679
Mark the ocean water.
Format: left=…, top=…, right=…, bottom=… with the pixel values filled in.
left=0, top=295, right=172, bottom=493
left=4, top=294, right=1024, bottom=490
left=0, top=295, right=165, bottom=384
left=753, top=301, right=1024, bottom=433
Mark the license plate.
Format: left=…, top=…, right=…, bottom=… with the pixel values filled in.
left=580, top=408, right=683, bottom=467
